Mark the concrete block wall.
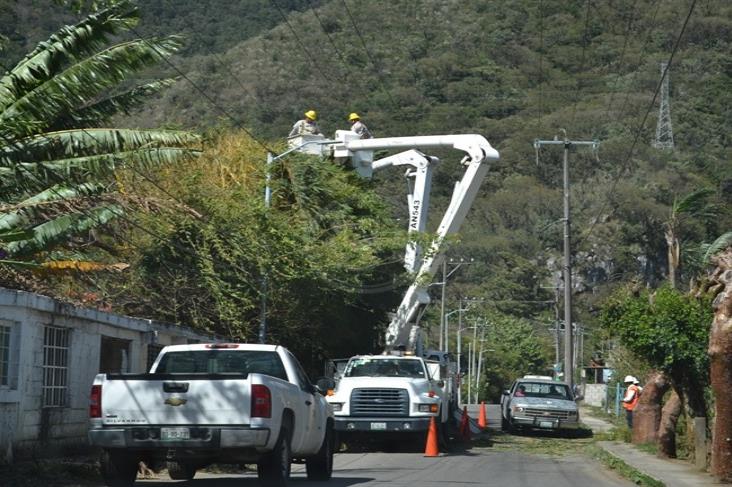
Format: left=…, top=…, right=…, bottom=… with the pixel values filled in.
left=582, top=383, right=607, bottom=407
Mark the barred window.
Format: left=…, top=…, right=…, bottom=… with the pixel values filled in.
left=43, top=326, right=70, bottom=407
left=0, top=325, right=9, bottom=387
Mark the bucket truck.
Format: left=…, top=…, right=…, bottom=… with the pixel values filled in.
left=320, top=130, right=499, bottom=441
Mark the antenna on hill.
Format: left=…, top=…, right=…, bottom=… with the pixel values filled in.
left=653, top=62, right=675, bottom=150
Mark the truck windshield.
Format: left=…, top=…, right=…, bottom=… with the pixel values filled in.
left=344, top=358, right=426, bottom=378
left=515, top=382, right=571, bottom=400
left=155, top=350, right=288, bottom=380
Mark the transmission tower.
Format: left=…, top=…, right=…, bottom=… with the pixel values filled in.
left=653, top=62, right=675, bottom=150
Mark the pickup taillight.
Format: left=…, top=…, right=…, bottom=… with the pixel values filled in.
left=251, top=384, right=271, bottom=418
left=90, top=384, right=102, bottom=418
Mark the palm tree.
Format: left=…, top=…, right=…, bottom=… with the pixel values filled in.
left=0, top=0, right=200, bottom=264
left=664, top=187, right=716, bottom=289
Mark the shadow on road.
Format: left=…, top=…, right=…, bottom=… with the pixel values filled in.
left=136, top=477, right=372, bottom=486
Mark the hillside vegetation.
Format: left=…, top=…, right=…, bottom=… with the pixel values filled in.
left=2, top=0, right=730, bottom=368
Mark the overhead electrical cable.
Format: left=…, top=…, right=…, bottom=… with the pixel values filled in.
left=339, top=0, right=398, bottom=109
left=575, top=0, right=698, bottom=248
left=601, top=0, right=644, bottom=121
left=306, top=0, right=352, bottom=76
left=568, top=0, right=593, bottom=128
left=268, top=0, right=334, bottom=83
left=610, top=0, right=664, bottom=122
left=126, top=25, right=274, bottom=153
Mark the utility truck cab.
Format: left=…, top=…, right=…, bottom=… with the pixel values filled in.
left=325, top=354, right=448, bottom=441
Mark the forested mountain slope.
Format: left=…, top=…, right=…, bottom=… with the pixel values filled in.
left=3, top=0, right=731, bottom=341
left=130, top=0, right=731, bottom=306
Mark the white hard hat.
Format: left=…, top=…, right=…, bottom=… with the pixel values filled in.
left=624, top=375, right=637, bottom=383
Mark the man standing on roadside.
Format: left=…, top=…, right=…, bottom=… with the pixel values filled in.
left=622, top=375, right=642, bottom=428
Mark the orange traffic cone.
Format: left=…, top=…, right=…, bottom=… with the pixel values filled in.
left=459, top=406, right=471, bottom=441
left=424, top=417, right=439, bottom=457
left=478, top=401, right=487, bottom=430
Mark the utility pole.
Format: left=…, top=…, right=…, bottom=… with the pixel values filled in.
left=259, top=153, right=273, bottom=344
left=439, top=259, right=447, bottom=350
left=533, top=135, right=599, bottom=391
left=554, top=285, right=561, bottom=370
left=653, top=62, right=674, bottom=150
left=475, top=323, right=485, bottom=401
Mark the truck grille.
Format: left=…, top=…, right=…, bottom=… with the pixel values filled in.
left=523, top=408, right=571, bottom=420
left=350, top=388, right=408, bottom=417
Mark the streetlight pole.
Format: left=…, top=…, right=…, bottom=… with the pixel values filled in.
left=440, top=259, right=447, bottom=350
left=259, top=152, right=273, bottom=344
left=259, top=140, right=337, bottom=344
left=533, top=134, right=599, bottom=391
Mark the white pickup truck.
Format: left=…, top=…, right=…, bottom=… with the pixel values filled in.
left=324, top=354, right=447, bottom=444
left=88, top=343, right=333, bottom=487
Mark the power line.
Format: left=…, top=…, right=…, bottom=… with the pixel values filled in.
left=339, top=0, right=398, bottom=109
left=268, top=0, right=334, bottom=83
left=538, top=0, right=545, bottom=117
left=569, top=0, right=593, bottom=127
left=575, top=0, right=697, bottom=248
left=126, top=25, right=274, bottom=153
left=609, top=0, right=664, bottom=122
left=602, top=0, right=645, bottom=121
left=306, top=0, right=352, bottom=77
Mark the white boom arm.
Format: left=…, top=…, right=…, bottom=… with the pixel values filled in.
left=334, top=131, right=499, bottom=351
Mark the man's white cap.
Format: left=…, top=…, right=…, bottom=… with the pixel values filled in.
left=624, top=375, right=637, bottom=383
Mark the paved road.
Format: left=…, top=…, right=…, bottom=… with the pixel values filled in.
left=87, top=405, right=634, bottom=487
left=132, top=448, right=632, bottom=487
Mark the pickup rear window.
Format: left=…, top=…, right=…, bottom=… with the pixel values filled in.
left=155, top=350, right=288, bottom=380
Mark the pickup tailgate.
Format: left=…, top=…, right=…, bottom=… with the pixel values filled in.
left=101, top=374, right=252, bottom=426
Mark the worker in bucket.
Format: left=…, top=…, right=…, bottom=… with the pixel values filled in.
left=289, top=109, right=321, bottom=137
left=348, top=112, right=372, bottom=139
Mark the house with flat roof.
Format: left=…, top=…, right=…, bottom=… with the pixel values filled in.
left=0, top=287, right=217, bottom=463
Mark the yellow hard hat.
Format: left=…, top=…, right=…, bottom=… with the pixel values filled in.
left=304, top=110, right=317, bottom=121
left=348, top=112, right=360, bottom=121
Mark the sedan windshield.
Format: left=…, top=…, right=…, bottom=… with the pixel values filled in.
left=514, top=382, right=571, bottom=400
left=344, top=358, right=426, bottom=378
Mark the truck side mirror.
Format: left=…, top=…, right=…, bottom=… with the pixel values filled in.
left=316, top=377, right=336, bottom=395
left=503, top=390, right=510, bottom=396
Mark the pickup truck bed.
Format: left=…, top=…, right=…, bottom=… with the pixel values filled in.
left=88, top=344, right=334, bottom=487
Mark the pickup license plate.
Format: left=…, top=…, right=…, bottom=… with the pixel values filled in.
left=538, top=421, right=554, bottom=429
left=161, top=427, right=190, bottom=440
left=370, top=422, right=387, bottom=430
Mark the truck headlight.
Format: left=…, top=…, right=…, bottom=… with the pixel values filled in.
left=512, top=405, right=524, bottom=413
left=418, top=404, right=439, bottom=413
left=330, top=402, right=344, bottom=412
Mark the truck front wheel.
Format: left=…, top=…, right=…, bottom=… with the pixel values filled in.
left=258, top=427, right=292, bottom=487
left=306, top=424, right=334, bottom=480
left=166, top=460, right=196, bottom=480
left=100, top=449, right=137, bottom=487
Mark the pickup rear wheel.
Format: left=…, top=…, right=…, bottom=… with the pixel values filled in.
left=306, top=424, right=334, bottom=480
left=166, top=460, right=196, bottom=480
left=100, top=449, right=137, bottom=487
left=258, top=427, right=292, bottom=487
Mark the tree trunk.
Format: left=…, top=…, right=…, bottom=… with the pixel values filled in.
left=709, top=248, right=732, bottom=481
left=665, top=227, right=679, bottom=289
left=632, top=370, right=669, bottom=444
left=658, top=390, right=682, bottom=458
